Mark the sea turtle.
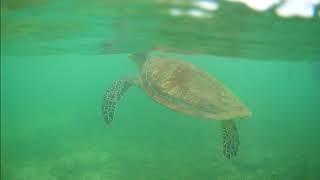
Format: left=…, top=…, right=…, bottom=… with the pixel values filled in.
left=102, top=53, right=251, bottom=159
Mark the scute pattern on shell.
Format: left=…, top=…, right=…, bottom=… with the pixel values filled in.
left=140, top=56, right=251, bottom=120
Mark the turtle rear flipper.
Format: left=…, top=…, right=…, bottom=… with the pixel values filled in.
left=221, top=120, right=240, bottom=159
left=102, top=78, right=133, bottom=125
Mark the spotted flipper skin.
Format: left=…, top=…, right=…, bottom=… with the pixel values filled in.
left=221, top=120, right=240, bottom=159
left=102, top=79, right=132, bottom=125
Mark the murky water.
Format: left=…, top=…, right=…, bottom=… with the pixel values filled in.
left=1, top=1, right=320, bottom=179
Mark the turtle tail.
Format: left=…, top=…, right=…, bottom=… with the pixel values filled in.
left=102, top=78, right=133, bottom=125
left=221, top=120, right=240, bottom=159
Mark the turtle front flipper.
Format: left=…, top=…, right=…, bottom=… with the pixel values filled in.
left=102, top=78, right=133, bottom=125
left=221, top=120, right=240, bottom=159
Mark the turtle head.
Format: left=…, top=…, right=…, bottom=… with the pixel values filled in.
left=129, top=52, right=148, bottom=69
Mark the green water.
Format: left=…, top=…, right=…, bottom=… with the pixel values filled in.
left=1, top=1, right=320, bottom=180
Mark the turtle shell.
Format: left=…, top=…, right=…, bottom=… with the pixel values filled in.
left=140, top=56, right=251, bottom=120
